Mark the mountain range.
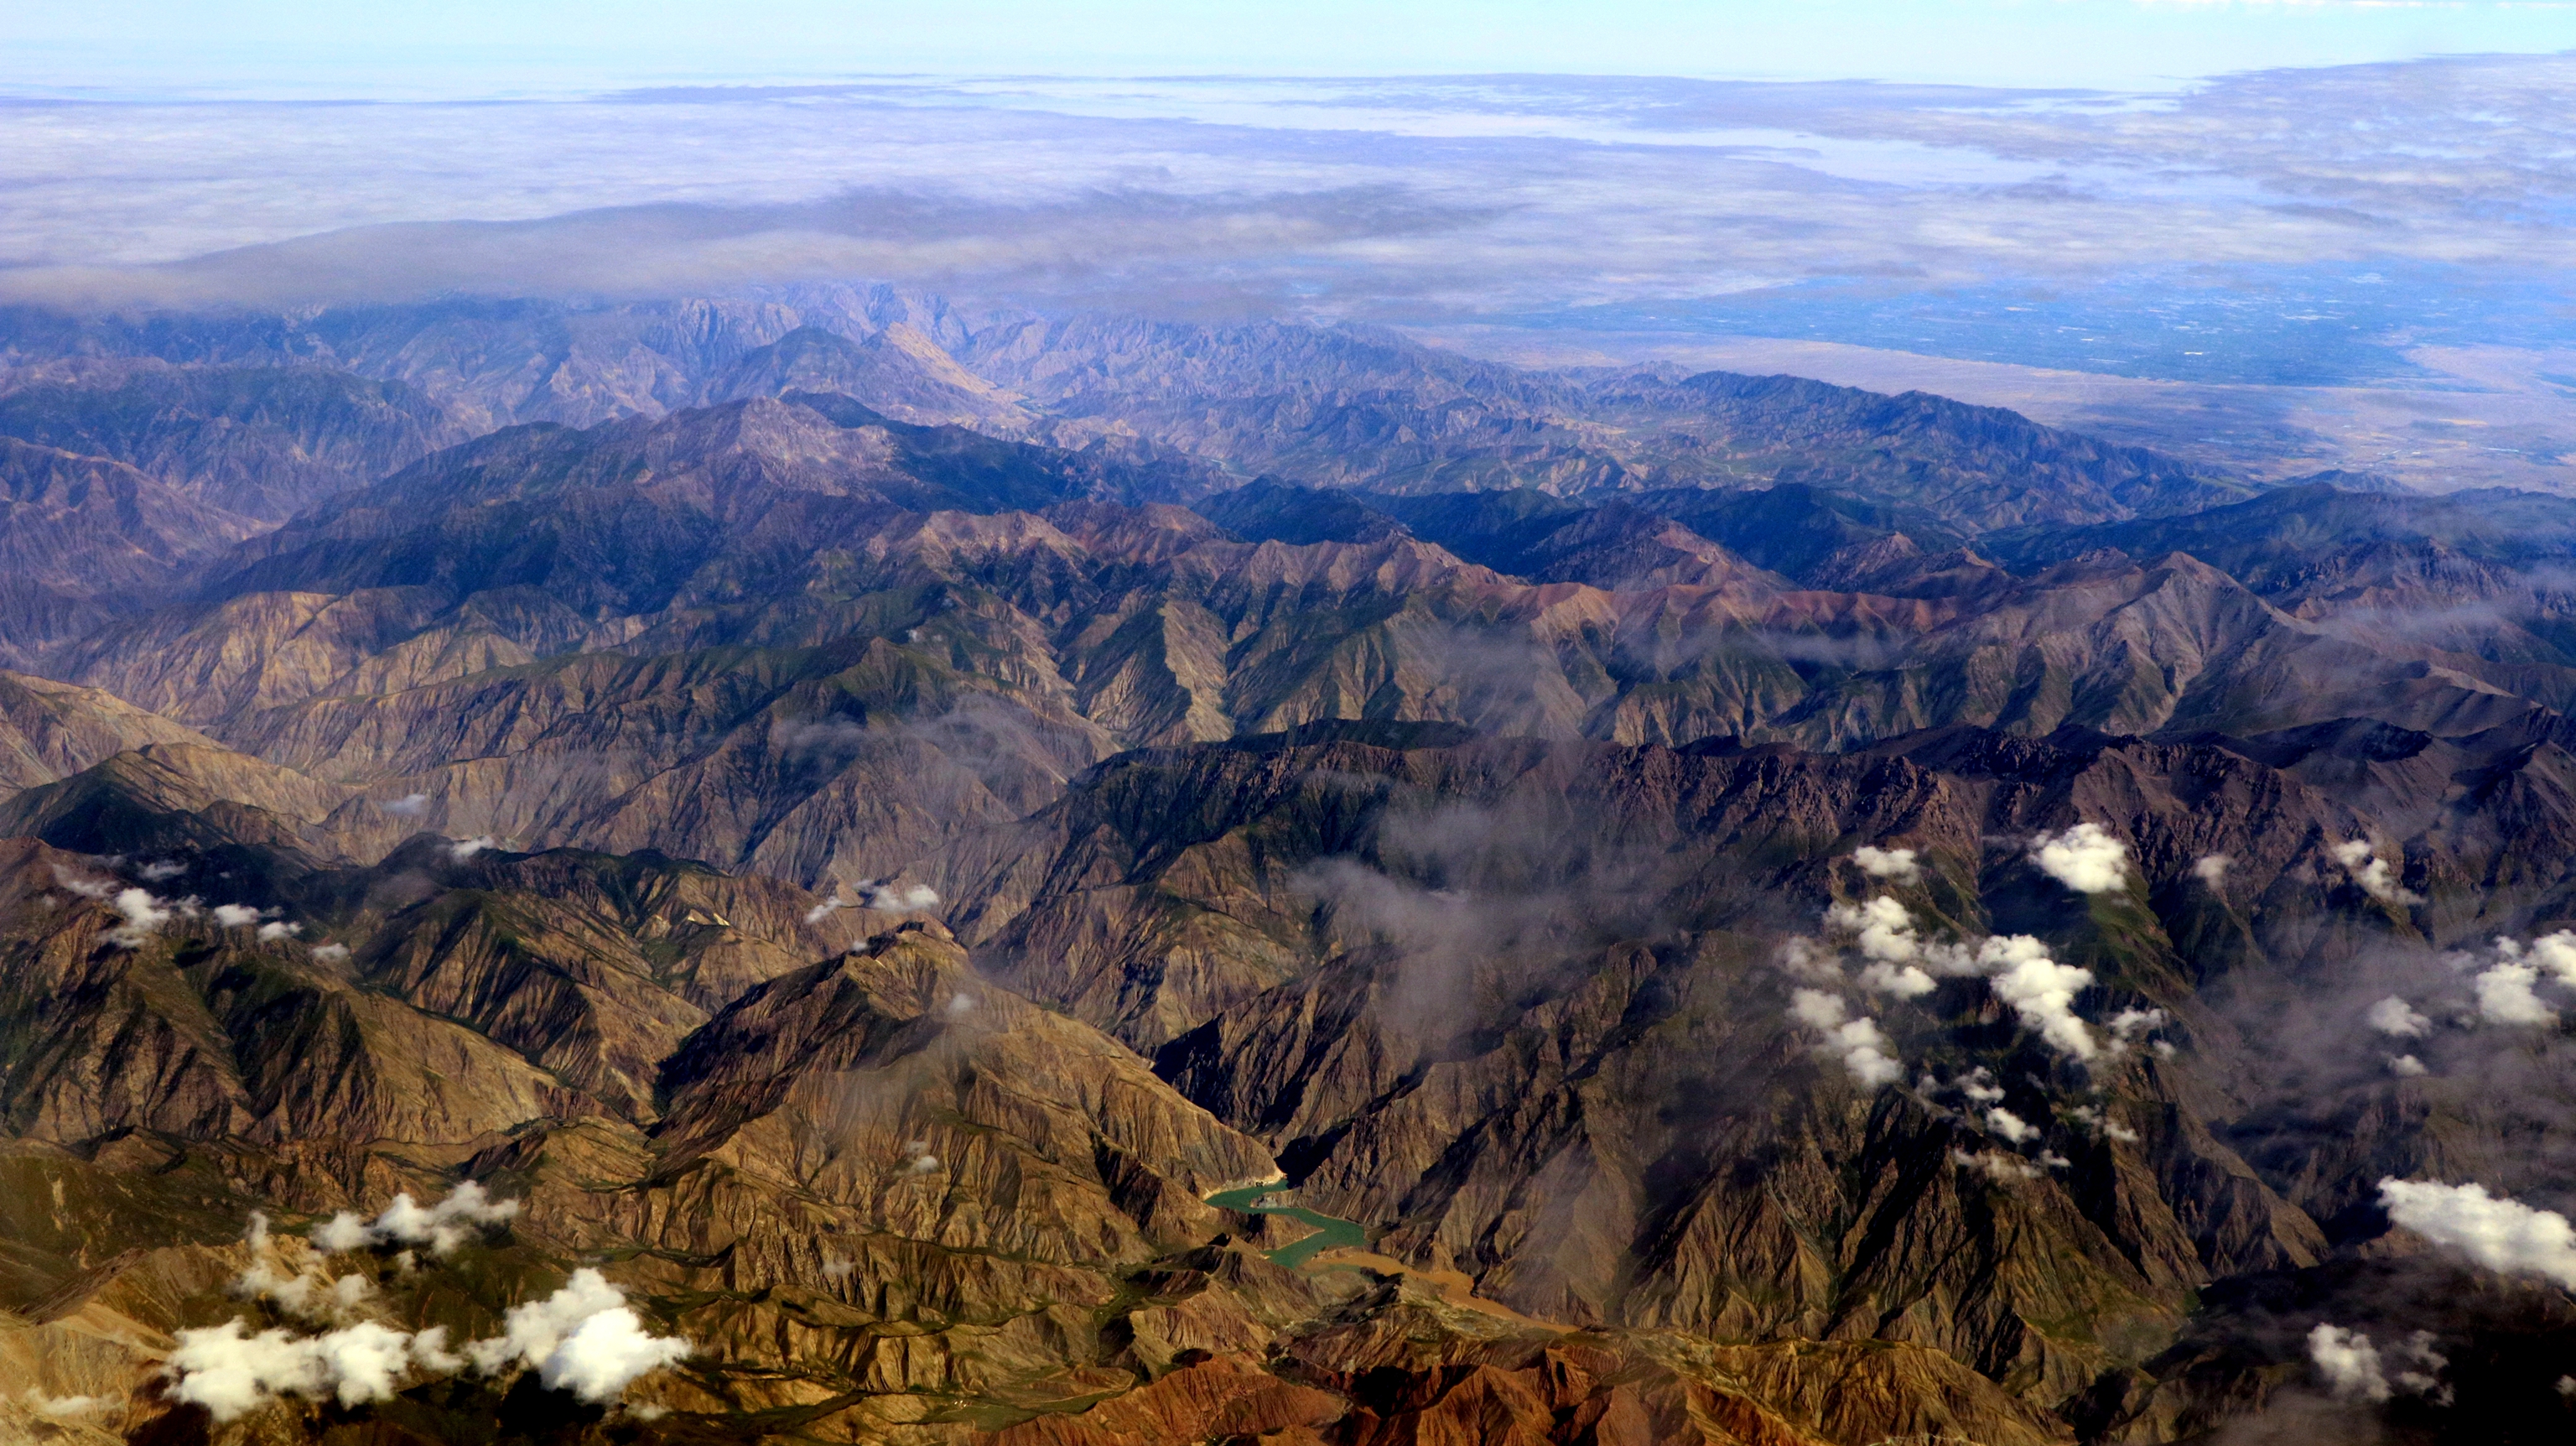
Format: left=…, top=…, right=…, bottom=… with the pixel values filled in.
left=3, top=291, right=2573, bottom=1445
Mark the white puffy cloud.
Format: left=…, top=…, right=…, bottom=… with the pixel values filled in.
left=862, top=880, right=939, bottom=912
left=541, top=1308, right=693, bottom=1402
left=2379, top=1178, right=2576, bottom=1288
left=2065, top=1103, right=2141, bottom=1142
left=2309, top=1324, right=2389, bottom=1403
left=164, top=1319, right=446, bottom=1421
left=2392, top=1332, right=2449, bottom=1401
left=1985, top=1107, right=2038, bottom=1144
left=49, top=866, right=116, bottom=899
left=1971, top=935, right=2099, bottom=1060
left=1911, top=931, right=2101, bottom=1059
left=180, top=1224, right=681, bottom=1416
left=409, top=1325, right=464, bottom=1374
left=309, top=1218, right=367, bottom=1252
left=1858, top=960, right=1937, bottom=997
left=1852, top=845, right=1919, bottom=882
left=310, top=943, right=351, bottom=963
left=211, top=903, right=262, bottom=928
left=233, top=1210, right=369, bottom=1322
left=2366, top=995, right=2432, bottom=1038
left=2391, top=1054, right=2429, bottom=1077
left=1776, top=935, right=1839, bottom=982
left=236, top=1258, right=371, bottom=1322
left=466, top=1268, right=690, bottom=1404
left=1827, top=896, right=1918, bottom=961
left=2193, top=854, right=2232, bottom=887
left=164, top=1320, right=326, bottom=1420
left=804, top=878, right=940, bottom=923
left=2028, top=823, right=2128, bottom=895
left=1950, top=1148, right=2039, bottom=1182
left=382, top=793, right=430, bottom=817
left=2331, top=840, right=2423, bottom=906
left=106, top=887, right=172, bottom=948
left=2473, top=960, right=2555, bottom=1027
left=2524, top=931, right=2576, bottom=986
left=23, top=1389, right=106, bottom=1417
left=1824, top=896, right=1938, bottom=996
left=312, top=1182, right=519, bottom=1256
left=2107, top=1007, right=2167, bottom=1045
left=2308, top=1324, right=2449, bottom=1405
left=448, top=835, right=499, bottom=861
left=257, top=920, right=302, bottom=941
left=304, top=1323, right=419, bottom=1409
left=1789, top=988, right=1902, bottom=1088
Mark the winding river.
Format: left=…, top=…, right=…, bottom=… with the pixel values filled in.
left=1204, top=1183, right=1367, bottom=1269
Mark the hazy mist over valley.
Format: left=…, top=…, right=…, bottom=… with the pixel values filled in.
left=6, top=4, right=2576, bottom=1443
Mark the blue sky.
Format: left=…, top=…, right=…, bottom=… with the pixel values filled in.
left=8, top=1, right=2576, bottom=96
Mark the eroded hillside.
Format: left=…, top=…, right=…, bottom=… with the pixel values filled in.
left=5, top=302, right=2576, bottom=1444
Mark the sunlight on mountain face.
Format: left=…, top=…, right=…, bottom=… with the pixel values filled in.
left=3, top=6, right=2576, bottom=1444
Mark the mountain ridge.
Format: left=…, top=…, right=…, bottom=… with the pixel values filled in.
left=8, top=293, right=2576, bottom=1444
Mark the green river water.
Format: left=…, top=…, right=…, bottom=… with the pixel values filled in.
left=1204, top=1183, right=1366, bottom=1269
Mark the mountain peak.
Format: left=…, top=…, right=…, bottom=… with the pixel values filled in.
left=710, top=321, right=1035, bottom=432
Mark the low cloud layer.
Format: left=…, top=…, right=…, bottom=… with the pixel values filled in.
left=3, top=57, right=2573, bottom=328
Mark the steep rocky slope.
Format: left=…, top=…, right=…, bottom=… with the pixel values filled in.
left=11, top=802, right=2011, bottom=1446
left=0, top=817, right=1304, bottom=1441
left=0, top=440, right=262, bottom=668
left=35, top=449, right=2558, bottom=901
left=922, top=721, right=2576, bottom=1439
left=12, top=708, right=2576, bottom=1443
left=710, top=325, right=1039, bottom=434
left=1209, top=482, right=1790, bottom=594
left=0, top=671, right=221, bottom=793
left=0, top=359, right=465, bottom=519
left=964, top=316, right=2259, bottom=526
left=0, top=450, right=2533, bottom=972
left=0, top=287, right=976, bottom=432
left=13, top=292, right=2576, bottom=1445
left=1992, top=485, right=2576, bottom=684
left=3, top=294, right=2257, bottom=530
